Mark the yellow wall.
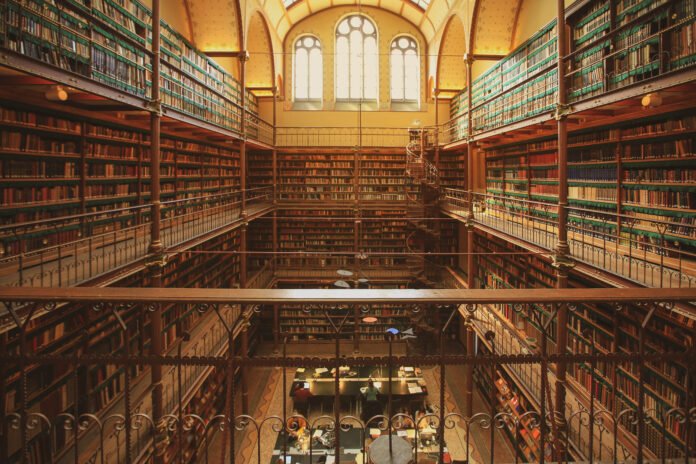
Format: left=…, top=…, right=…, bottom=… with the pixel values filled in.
left=270, top=6, right=437, bottom=128
left=138, top=0, right=192, bottom=41
left=512, top=0, right=574, bottom=48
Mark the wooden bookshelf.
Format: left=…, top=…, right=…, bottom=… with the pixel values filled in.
left=470, top=228, right=694, bottom=459
left=277, top=152, right=356, bottom=202
left=438, top=149, right=467, bottom=189
left=1, top=0, right=259, bottom=134
left=0, top=100, right=241, bottom=256
left=481, top=109, right=696, bottom=253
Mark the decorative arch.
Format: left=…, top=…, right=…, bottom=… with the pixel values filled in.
left=246, top=11, right=276, bottom=89
left=436, top=14, right=466, bottom=92
left=469, top=0, right=522, bottom=55
left=185, top=0, right=243, bottom=53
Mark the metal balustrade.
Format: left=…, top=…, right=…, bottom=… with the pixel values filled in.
left=442, top=189, right=696, bottom=288
left=0, top=187, right=273, bottom=287
left=275, top=127, right=412, bottom=148
left=0, top=287, right=694, bottom=464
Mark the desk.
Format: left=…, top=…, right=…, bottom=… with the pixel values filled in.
left=270, top=426, right=363, bottom=464
left=290, top=366, right=428, bottom=399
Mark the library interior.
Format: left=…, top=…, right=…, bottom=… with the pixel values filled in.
left=0, top=0, right=695, bottom=462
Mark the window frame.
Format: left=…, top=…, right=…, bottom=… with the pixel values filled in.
left=293, top=35, right=323, bottom=103
left=334, top=14, right=379, bottom=103
left=390, top=35, right=420, bottom=105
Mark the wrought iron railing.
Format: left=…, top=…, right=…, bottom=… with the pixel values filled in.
left=0, top=187, right=273, bottom=287
left=275, top=127, right=412, bottom=148
left=441, top=189, right=696, bottom=288
left=0, top=287, right=694, bottom=464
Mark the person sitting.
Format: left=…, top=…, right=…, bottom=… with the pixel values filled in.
left=362, top=379, right=382, bottom=423
left=292, top=382, right=313, bottom=417
left=287, top=411, right=308, bottom=440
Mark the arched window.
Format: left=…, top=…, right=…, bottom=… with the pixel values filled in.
left=335, top=15, right=378, bottom=100
left=391, top=36, right=419, bottom=102
left=294, top=36, right=322, bottom=100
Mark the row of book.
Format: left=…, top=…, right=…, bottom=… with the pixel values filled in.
left=4, top=0, right=261, bottom=135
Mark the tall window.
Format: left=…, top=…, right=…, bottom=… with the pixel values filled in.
left=390, top=36, right=419, bottom=102
left=335, top=15, right=378, bottom=100
left=294, top=36, right=322, bottom=100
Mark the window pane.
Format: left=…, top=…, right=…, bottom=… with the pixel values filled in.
left=309, top=47, right=323, bottom=99
left=390, top=36, right=419, bottom=103
left=404, top=49, right=419, bottom=101
left=364, top=36, right=378, bottom=100
left=294, top=37, right=323, bottom=101
left=391, top=49, right=404, bottom=101
left=295, top=47, right=308, bottom=100
left=336, top=15, right=378, bottom=101
left=350, top=29, right=363, bottom=99
left=336, top=36, right=349, bottom=99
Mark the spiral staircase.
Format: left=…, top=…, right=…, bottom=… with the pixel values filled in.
left=405, top=129, right=441, bottom=289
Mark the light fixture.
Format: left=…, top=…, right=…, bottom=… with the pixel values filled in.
left=362, top=316, right=378, bottom=323
left=641, top=92, right=662, bottom=108
left=45, top=85, right=69, bottom=102
left=333, top=280, right=351, bottom=288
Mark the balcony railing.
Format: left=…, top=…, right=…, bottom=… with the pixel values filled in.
left=442, top=189, right=696, bottom=288
left=0, top=187, right=273, bottom=287
left=0, top=287, right=694, bottom=463
left=275, top=127, right=412, bottom=148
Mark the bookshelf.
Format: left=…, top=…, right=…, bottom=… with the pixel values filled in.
left=482, top=109, right=696, bottom=252
left=358, top=151, right=407, bottom=202
left=437, top=149, right=467, bottom=189
left=0, top=100, right=241, bottom=256
left=449, top=0, right=696, bottom=139
left=470, top=228, right=694, bottom=459
left=274, top=281, right=413, bottom=343
left=1, top=0, right=260, bottom=134
left=276, top=208, right=355, bottom=269
left=247, top=149, right=274, bottom=189
left=359, top=209, right=408, bottom=268
left=3, top=227, right=248, bottom=463
left=277, top=152, right=356, bottom=202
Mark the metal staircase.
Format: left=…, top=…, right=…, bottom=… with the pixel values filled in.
left=404, top=128, right=441, bottom=288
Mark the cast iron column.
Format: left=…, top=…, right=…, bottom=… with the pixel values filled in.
left=149, top=1, right=165, bottom=463
left=553, top=2, right=573, bottom=459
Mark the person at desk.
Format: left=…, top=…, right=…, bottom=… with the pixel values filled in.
left=292, top=382, right=313, bottom=417
left=361, top=379, right=382, bottom=423
left=287, top=412, right=308, bottom=438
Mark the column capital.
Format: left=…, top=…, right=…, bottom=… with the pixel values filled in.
left=551, top=252, right=575, bottom=273
left=554, top=102, right=572, bottom=120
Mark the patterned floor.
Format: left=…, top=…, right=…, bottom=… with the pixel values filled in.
left=229, top=365, right=515, bottom=464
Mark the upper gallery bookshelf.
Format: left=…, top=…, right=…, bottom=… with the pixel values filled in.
left=0, top=100, right=241, bottom=256
left=0, top=0, right=260, bottom=135
left=448, top=0, right=696, bottom=139
left=482, top=109, right=696, bottom=254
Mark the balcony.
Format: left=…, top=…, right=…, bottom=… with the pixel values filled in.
left=0, top=287, right=693, bottom=463
left=442, top=189, right=696, bottom=288
left=0, top=187, right=274, bottom=287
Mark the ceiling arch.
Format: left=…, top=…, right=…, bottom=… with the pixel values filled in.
left=185, top=0, right=243, bottom=52
left=470, top=0, right=523, bottom=55
left=436, top=14, right=466, bottom=93
left=246, top=10, right=276, bottom=89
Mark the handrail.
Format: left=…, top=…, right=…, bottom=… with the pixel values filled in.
left=441, top=189, right=696, bottom=288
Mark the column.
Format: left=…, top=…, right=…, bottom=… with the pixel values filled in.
left=148, top=2, right=165, bottom=462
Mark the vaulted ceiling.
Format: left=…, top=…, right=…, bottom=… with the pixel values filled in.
left=170, top=0, right=546, bottom=91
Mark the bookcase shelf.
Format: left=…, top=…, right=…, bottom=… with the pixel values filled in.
left=0, top=100, right=241, bottom=256
left=448, top=0, right=696, bottom=141
left=469, top=228, right=694, bottom=459
left=1, top=0, right=260, bottom=136
left=482, top=109, right=696, bottom=250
